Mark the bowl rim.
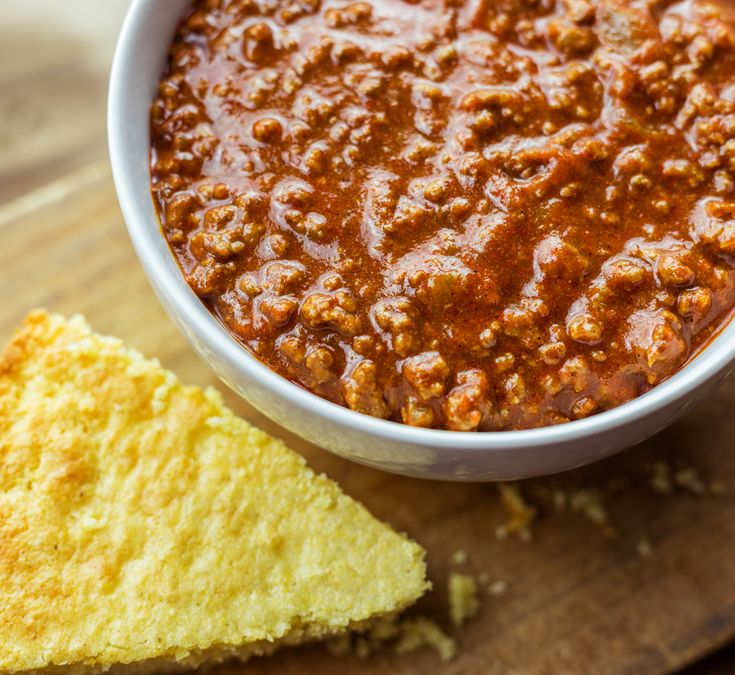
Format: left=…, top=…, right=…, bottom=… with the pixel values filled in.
left=108, top=0, right=735, bottom=452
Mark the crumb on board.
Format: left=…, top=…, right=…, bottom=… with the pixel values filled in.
left=488, top=580, right=508, bottom=596
left=550, top=486, right=610, bottom=528
left=567, top=488, right=610, bottom=530
left=326, top=565, right=488, bottom=663
left=648, top=461, right=723, bottom=496
left=649, top=461, right=674, bottom=494
left=495, top=483, right=537, bottom=542
left=535, top=483, right=614, bottom=535
left=448, top=573, right=480, bottom=628
left=394, top=618, right=458, bottom=662
left=674, top=466, right=707, bottom=495
left=551, top=487, right=568, bottom=511
left=637, top=539, right=653, bottom=559
left=477, top=572, right=508, bottom=596
left=451, top=549, right=468, bottom=566
left=326, top=615, right=403, bottom=659
left=326, top=611, right=458, bottom=663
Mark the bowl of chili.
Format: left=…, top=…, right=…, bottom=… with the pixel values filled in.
left=109, top=0, right=735, bottom=479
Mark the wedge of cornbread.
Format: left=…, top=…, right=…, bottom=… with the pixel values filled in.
left=0, top=311, right=428, bottom=674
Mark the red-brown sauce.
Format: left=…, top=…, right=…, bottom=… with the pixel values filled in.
left=151, top=0, right=735, bottom=431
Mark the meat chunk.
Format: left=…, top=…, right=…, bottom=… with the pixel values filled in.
left=626, top=309, right=687, bottom=384
left=373, top=296, right=419, bottom=357
left=443, top=370, right=491, bottom=432
left=403, top=351, right=451, bottom=401
left=596, top=0, right=657, bottom=56
left=342, top=360, right=390, bottom=418
left=691, top=198, right=735, bottom=255
left=401, top=396, right=436, bottom=427
left=300, top=292, right=361, bottom=336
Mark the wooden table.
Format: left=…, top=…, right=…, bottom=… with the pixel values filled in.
left=3, top=3, right=735, bottom=674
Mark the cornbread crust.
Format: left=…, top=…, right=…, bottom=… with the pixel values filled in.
left=0, top=311, right=428, bottom=673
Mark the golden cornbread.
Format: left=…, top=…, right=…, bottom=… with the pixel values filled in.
left=0, top=311, right=428, bottom=673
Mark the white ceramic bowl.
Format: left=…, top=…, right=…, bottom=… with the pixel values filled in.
left=109, top=0, right=735, bottom=481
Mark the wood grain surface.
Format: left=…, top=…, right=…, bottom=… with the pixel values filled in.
left=0, top=0, right=128, bottom=203
left=2, top=161, right=735, bottom=675
left=2, top=2, right=735, bottom=673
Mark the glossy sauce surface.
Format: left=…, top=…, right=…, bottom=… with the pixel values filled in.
left=151, top=0, right=735, bottom=431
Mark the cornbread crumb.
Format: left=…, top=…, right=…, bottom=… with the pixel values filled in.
left=495, top=483, right=537, bottom=542
left=551, top=487, right=568, bottom=511
left=536, top=484, right=614, bottom=535
left=568, top=489, right=610, bottom=529
left=650, top=461, right=674, bottom=494
left=637, top=539, right=653, bottom=559
left=394, top=618, right=457, bottom=662
left=448, top=573, right=480, bottom=627
left=673, top=466, right=707, bottom=495
left=327, top=613, right=457, bottom=663
left=648, top=460, right=722, bottom=496
left=348, top=617, right=403, bottom=659
left=477, top=572, right=507, bottom=596
left=488, top=580, right=508, bottom=597
left=326, top=562, right=486, bottom=663
left=0, top=311, right=429, bottom=674
left=451, top=549, right=469, bottom=566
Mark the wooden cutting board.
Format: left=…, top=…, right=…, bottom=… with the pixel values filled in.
left=2, top=160, right=735, bottom=674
